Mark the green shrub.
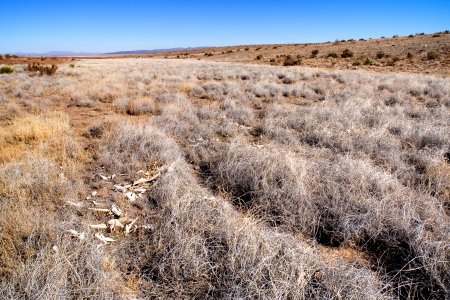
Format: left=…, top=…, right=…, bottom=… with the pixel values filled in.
left=341, top=49, right=353, bottom=58
left=0, top=55, right=3, bottom=60
left=0, top=66, right=14, bottom=74
left=376, top=51, right=385, bottom=59
left=406, top=52, right=414, bottom=59
left=310, top=49, right=319, bottom=58
left=444, top=30, right=449, bottom=34
left=244, top=47, right=249, bottom=51
left=4, top=54, right=11, bottom=59
left=26, top=63, right=58, bottom=76
left=69, top=63, right=75, bottom=68
left=256, top=55, right=263, bottom=60
left=392, top=56, right=400, bottom=63
left=283, top=55, right=301, bottom=66
left=363, top=57, right=374, bottom=65
left=327, top=52, right=338, bottom=58
left=352, top=61, right=361, bottom=66
left=427, top=51, right=439, bottom=60
left=408, top=34, right=414, bottom=38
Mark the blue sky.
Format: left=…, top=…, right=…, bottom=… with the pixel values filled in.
left=1, top=0, right=449, bottom=53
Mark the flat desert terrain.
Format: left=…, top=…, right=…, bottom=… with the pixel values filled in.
left=0, top=39, right=449, bottom=299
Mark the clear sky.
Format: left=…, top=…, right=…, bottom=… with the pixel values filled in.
left=1, top=0, right=449, bottom=53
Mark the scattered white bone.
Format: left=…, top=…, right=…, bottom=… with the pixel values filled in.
left=86, top=195, right=92, bottom=200
left=99, top=174, right=116, bottom=181
left=52, top=245, right=59, bottom=253
left=99, top=174, right=110, bottom=181
left=134, top=188, right=147, bottom=193
left=89, top=208, right=111, bottom=213
left=111, top=204, right=122, bottom=217
left=67, top=229, right=85, bottom=240
left=89, top=223, right=108, bottom=229
left=108, top=219, right=124, bottom=231
left=133, top=178, right=151, bottom=186
left=95, top=232, right=116, bottom=244
left=141, top=224, right=154, bottom=231
left=125, top=192, right=137, bottom=202
left=92, top=200, right=102, bottom=206
left=91, top=191, right=97, bottom=196
left=125, top=218, right=138, bottom=235
left=66, top=201, right=83, bottom=208
left=114, top=184, right=127, bottom=192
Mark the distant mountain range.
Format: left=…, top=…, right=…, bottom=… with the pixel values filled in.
left=13, top=51, right=98, bottom=57
left=13, top=47, right=206, bottom=57
left=105, top=47, right=204, bottom=55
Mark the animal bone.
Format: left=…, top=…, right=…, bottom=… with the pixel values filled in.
left=89, top=208, right=111, bottom=213
left=111, top=204, right=122, bottom=217
left=133, top=178, right=151, bottom=186
left=108, top=219, right=124, bottom=230
left=89, top=223, right=108, bottom=229
left=114, top=185, right=127, bottom=192
left=125, top=217, right=138, bottom=235
left=99, top=174, right=110, bottom=181
left=95, top=232, right=116, bottom=244
left=66, top=201, right=83, bottom=208
left=125, top=192, right=137, bottom=202
left=67, top=229, right=85, bottom=240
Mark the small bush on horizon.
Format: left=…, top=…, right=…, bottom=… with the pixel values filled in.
left=376, top=51, right=385, bottom=59
left=283, top=55, right=302, bottom=66
left=327, top=52, right=338, bottom=58
left=310, top=49, right=319, bottom=58
left=427, top=51, right=439, bottom=60
left=341, top=48, right=354, bottom=58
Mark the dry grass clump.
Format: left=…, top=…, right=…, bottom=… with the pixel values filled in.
left=75, top=98, right=99, bottom=108
left=0, top=128, right=119, bottom=299
left=113, top=97, right=161, bottom=115
left=0, top=112, right=79, bottom=164
left=106, top=128, right=390, bottom=299
left=99, top=122, right=182, bottom=174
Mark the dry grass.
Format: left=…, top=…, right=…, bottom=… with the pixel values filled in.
left=0, top=58, right=449, bottom=299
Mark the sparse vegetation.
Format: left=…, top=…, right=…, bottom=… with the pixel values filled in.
left=0, top=36, right=449, bottom=299
left=341, top=48, right=353, bottom=58
left=327, top=52, right=338, bottom=58
left=376, top=51, right=385, bottom=59
left=283, top=55, right=302, bottom=66
left=427, top=51, right=439, bottom=60
left=26, top=63, right=58, bottom=75
left=0, top=66, right=14, bottom=74
left=310, top=49, right=319, bottom=58
left=363, top=57, right=373, bottom=65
